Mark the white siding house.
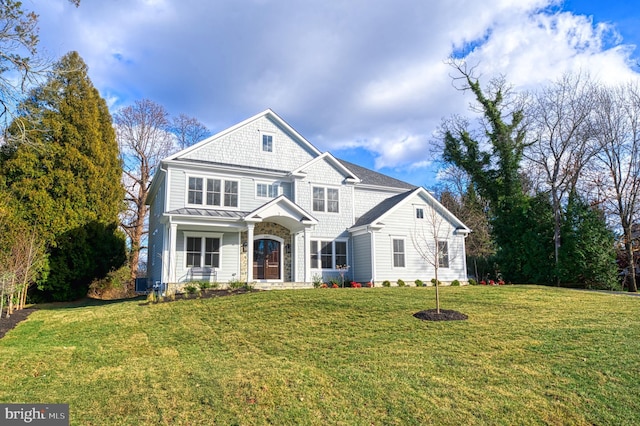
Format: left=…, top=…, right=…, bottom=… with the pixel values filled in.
left=146, top=109, right=470, bottom=289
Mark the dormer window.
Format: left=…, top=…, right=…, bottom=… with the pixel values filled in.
left=262, top=133, right=273, bottom=152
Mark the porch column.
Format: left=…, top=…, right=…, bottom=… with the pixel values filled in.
left=169, top=222, right=178, bottom=283
left=303, top=227, right=311, bottom=283
left=246, top=223, right=254, bottom=283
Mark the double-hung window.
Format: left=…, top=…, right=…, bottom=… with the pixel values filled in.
left=312, top=186, right=339, bottom=213
left=206, top=179, right=221, bottom=206
left=262, top=134, right=273, bottom=152
left=188, top=177, right=203, bottom=204
left=186, top=236, right=220, bottom=268
left=256, top=183, right=279, bottom=198
left=224, top=181, right=238, bottom=207
left=310, top=240, right=347, bottom=269
left=392, top=238, right=405, bottom=268
left=187, top=176, right=238, bottom=208
left=438, top=241, right=449, bottom=268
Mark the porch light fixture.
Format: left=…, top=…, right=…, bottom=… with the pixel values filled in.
left=242, top=242, right=248, bottom=252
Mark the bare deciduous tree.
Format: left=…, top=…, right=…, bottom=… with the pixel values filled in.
left=171, top=113, right=210, bottom=150
left=411, top=203, right=461, bottom=313
left=524, top=73, right=597, bottom=278
left=592, top=83, right=640, bottom=292
left=115, top=99, right=176, bottom=288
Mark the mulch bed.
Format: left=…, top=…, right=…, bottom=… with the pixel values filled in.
left=413, top=309, right=468, bottom=321
left=138, top=287, right=260, bottom=305
left=0, top=308, right=36, bottom=339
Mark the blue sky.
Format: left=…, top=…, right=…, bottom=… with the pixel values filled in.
left=32, top=0, right=640, bottom=189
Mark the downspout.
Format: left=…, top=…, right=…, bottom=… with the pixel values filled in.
left=369, top=226, right=376, bottom=285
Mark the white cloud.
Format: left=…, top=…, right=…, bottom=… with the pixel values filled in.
left=32, top=0, right=640, bottom=184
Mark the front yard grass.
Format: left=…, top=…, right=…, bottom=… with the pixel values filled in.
left=1, top=286, right=639, bottom=425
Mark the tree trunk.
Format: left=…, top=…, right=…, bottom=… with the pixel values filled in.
left=625, top=229, right=638, bottom=292
left=434, top=267, right=440, bottom=314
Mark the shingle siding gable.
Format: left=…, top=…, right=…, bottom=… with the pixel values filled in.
left=180, top=115, right=317, bottom=172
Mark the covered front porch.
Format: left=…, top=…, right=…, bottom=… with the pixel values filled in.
left=241, top=195, right=318, bottom=284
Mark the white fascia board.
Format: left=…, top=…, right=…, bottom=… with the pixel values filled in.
left=166, top=109, right=322, bottom=162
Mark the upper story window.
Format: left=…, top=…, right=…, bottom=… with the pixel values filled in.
left=312, top=186, right=339, bottom=213
left=188, top=177, right=203, bottom=204
left=188, top=176, right=238, bottom=208
left=416, top=208, right=424, bottom=219
left=256, top=183, right=279, bottom=198
left=262, top=134, right=273, bottom=152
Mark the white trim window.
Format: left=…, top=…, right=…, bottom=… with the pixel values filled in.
left=312, top=186, right=339, bottom=213
left=188, top=177, right=203, bottom=204
left=256, top=182, right=280, bottom=198
left=185, top=235, right=221, bottom=268
left=310, top=240, right=347, bottom=269
left=415, top=207, right=424, bottom=219
left=187, top=176, right=238, bottom=208
left=392, top=238, right=405, bottom=268
left=438, top=240, right=449, bottom=268
left=261, top=133, right=274, bottom=152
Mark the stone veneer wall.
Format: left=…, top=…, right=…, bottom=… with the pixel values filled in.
left=240, top=222, right=292, bottom=282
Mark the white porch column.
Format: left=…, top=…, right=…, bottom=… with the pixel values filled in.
left=169, top=222, right=178, bottom=283
left=246, top=223, right=254, bottom=283
left=303, top=227, right=311, bottom=283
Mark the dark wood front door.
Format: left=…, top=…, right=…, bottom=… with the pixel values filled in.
left=253, top=239, right=281, bottom=280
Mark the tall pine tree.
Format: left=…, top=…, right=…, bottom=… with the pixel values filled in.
left=1, top=51, right=125, bottom=301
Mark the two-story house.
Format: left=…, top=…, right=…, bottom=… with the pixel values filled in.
left=146, top=109, right=470, bottom=290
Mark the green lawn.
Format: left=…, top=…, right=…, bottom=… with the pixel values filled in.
left=1, top=286, right=639, bottom=425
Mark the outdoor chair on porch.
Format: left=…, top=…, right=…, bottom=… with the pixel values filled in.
left=189, top=267, right=217, bottom=283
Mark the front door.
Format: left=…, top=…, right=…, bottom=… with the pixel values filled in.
left=253, top=239, right=281, bottom=280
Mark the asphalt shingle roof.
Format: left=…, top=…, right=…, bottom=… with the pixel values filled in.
left=352, top=189, right=416, bottom=227
left=337, top=158, right=416, bottom=190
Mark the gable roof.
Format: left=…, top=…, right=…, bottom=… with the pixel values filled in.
left=337, top=159, right=416, bottom=190
left=245, top=195, right=318, bottom=232
left=351, top=187, right=471, bottom=233
left=166, top=109, right=323, bottom=162
left=291, top=152, right=361, bottom=183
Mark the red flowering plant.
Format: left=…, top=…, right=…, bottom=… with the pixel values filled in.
left=350, top=281, right=362, bottom=288
left=331, top=283, right=339, bottom=288
left=489, top=280, right=496, bottom=285
left=480, top=280, right=487, bottom=285
left=320, top=283, right=328, bottom=288
left=366, top=281, right=373, bottom=288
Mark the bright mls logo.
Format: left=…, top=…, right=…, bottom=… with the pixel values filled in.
left=1, top=404, right=68, bottom=425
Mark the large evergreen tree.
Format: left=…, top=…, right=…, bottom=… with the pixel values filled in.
left=0, top=51, right=125, bottom=301
left=441, top=65, right=548, bottom=282
left=557, top=194, right=618, bottom=290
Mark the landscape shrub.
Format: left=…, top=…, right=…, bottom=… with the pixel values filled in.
left=312, top=274, right=323, bottom=288
left=184, top=285, right=198, bottom=296
left=198, top=281, right=211, bottom=291
left=382, top=280, right=391, bottom=287
left=228, top=279, right=243, bottom=290
left=451, top=280, right=460, bottom=286
left=469, top=278, right=478, bottom=286
left=415, top=279, right=424, bottom=287
left=397, top=279, right=406, bottom=287
left=87, top=265, right=131, bottom=300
